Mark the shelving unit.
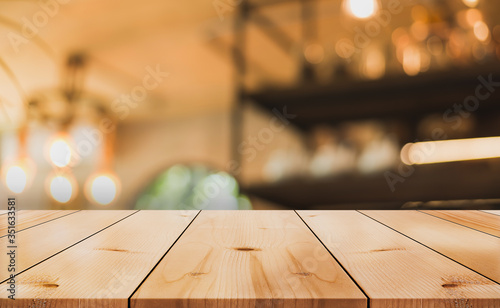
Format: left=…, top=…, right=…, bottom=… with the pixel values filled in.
left=245, top=160, right=500, bottom=209
left=247, top=64, right=500, bottom=130
left=230, top=1, right=500, bottom=209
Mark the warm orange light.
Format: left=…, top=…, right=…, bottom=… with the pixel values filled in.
left=392, top=28, right=409, bottom=46
left=427, top=36, right=444, bottom=56
left=5, top=166, right=27, bottom=193
left=304, top=43, right=325, bottom=64
left=401, top=137, right=500, bottom=165
left=343, top=0, right=378, bottom=19
left=474, top=21, right=490, bottom=42
left=466, top=9, right=483, bottom=28
left=411, top=5, right=429, bottom=23
left=362, top=48, right=385, bottom=79
left=2, top=158, right=36, bottom=194
left=410, top=21, right=429, bottom=41
left=47, top=173, right=77, bottom=203
left=85, top=173, right=121, bottom=206
left=462, top=0, right=479, bottom=8
left=402, top=46, right=421, bottom=76
left=48, top=135, right=73, bottom=168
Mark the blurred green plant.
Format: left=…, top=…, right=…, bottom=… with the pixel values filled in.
left=135, top=164, right=252, bottom=210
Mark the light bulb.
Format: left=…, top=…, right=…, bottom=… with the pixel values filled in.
left=2, top=158, right=36, bottom=194
left=48, top=173, right=77, bottom=203
left=6, top=166, right=27, bottom=193
left=86, top=173, right=120, bottom=206
left=462, top=0, right=478, bottom=8
left=343, top=0, right=378, bottom=19
left=49, top=138, right=71, bottom=167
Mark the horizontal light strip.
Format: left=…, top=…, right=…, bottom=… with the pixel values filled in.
left=400, top=136, right=500, bottom=165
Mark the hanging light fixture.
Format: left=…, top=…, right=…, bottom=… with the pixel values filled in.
left=85, top=125, right=120, bottom=206
left=0, top=42, right=124, bottom=208
left=45, top=54, right=85, bottom=167
left=20, top=53, right=120, bottom=207
left=2, top=126, right=36, bottom=194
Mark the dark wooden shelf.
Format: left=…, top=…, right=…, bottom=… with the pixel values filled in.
left=246, top=63, right=500, bottom=130
left=244, top=159, right=500, bottom=209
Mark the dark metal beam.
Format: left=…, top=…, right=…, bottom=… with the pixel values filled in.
left=250, top=12, right=296, bottom=54
left=230, top=2, right=249, bottom=179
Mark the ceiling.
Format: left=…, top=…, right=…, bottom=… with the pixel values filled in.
left=0, top=0, right=236, bottom=126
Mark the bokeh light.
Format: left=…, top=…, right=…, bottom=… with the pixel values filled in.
left=343, top=0, right=378, bottom=19
left=86, top=173, right=120, bottom=206
left=474, top=21, right=490, bottom=42
left=5, top=166, right=27, bottom=193
left=462, top=0, right=479, bottom=8
left=362, top=48, right=385, bottom=79
left=49, top=138, right=72, bottom=167
left=2, top=158, right=36, bottom=194
left=401, top=137, right=500, bottom=165
left=402, top=45, right=421, bottom=76
left=49, top=174, right=76, bottom=203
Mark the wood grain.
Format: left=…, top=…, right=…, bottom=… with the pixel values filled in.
left=481, top=210, right=500, bottom=216
left=131, top=211, right=367, bottom=308
left=0, top=210, right=7, bottom=215
left=0, top=210, right=135, bottom=283
left=0, top=210, right=78, bottom=237
left=0, top=210, right=198, bottom=308
left=361, top=210, right=500, bottom=283
left=298, top=210, right=500, bottom=308
left=420, top=210, right=500, bottom=237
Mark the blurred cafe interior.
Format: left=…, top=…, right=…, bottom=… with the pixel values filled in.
left=1, top=0, right=500, bottom=210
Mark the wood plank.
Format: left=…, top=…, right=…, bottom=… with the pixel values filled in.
left=298, top=210, right=500, bottom=308
left=131, top=211, right=367, bottom=308
left=0, top=210, right=79, bottom=237
left=481, top=210, right=500, bottom=216
left=0, top=210, right=198, bottom=308
left=0, top=210, right=136, bottom=283
left=361, top=210, right=500, bottom=283
left=420, top=210, right=500, bottom=237
left=0, top=210, right=7, bottom=215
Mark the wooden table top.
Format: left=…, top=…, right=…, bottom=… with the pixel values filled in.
left=0, top=210, right=499, bottom=307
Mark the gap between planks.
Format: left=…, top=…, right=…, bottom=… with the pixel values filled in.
left=127, top=210, right=202, bottom=308
left=130, top=210, right=367, bottom=308
left=418, top=210, right=500, bottom=238
left=359, top=210, right=500, bottom=284
left=299, top=210, right=500, bottom=308
left=293, top=209, right=372, bottom=307
left=0, top=211, right=139, bottom=284
left=0, top=210, right=199, bottom=308
left=0, top=210, right=80, bottom=238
